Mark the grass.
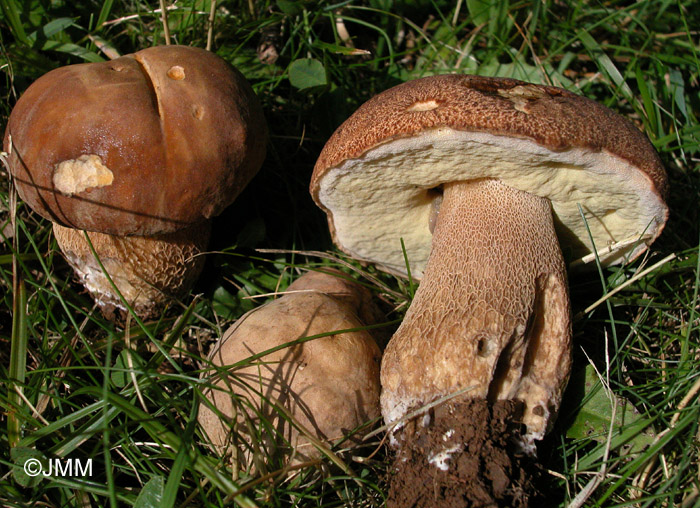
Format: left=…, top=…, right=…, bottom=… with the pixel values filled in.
left=0, top=0, right=699, bottom=506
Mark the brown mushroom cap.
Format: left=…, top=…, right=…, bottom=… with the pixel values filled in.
left=4, top=45, right=267, bottom=236
left=198, top=271, right=382, bottom=467
left=311, top=74, right=668, bottom=275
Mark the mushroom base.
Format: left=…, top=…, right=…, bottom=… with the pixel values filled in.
left=53, top=221, right=211, bottom=319
left=388, top=399, right=544, bottom=508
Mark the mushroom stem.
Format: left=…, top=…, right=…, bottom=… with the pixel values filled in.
left=53, top=220, right=211, bottom=318
left=381, top=178, right=572, bottom=452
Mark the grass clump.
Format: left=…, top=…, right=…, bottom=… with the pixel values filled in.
left=1, top=0, right=699, bottom=506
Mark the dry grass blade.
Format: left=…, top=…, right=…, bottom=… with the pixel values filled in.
left=634, top=373, right=700, bottom=496
left=584, top=253, right=677, bottom=314
left=159, top=0, right=171, bottom=45
left=87, top=35, right=121, bottom=60
left=206, top=0, right=217, bottom=51
left=570, top=237, right=646, bottom=268
left=670, top=375, right=700, bottom=428
left=363, top=385, right=477, bottom=441
left=102, top=5, right=179, bottom=26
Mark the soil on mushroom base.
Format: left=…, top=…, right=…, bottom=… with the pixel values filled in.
left=387, top=399, right=544, bottom=508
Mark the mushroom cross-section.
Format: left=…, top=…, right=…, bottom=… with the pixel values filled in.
left=310, top=74, right=668, bottom=500
left=4, top=45, right=267, bottom=317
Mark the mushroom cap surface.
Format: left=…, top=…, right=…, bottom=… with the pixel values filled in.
left=199, top=271, right=382, bottom=466
left=4, top=45, right=267, bottom=236
left=311, top=74, right=668, bottom=276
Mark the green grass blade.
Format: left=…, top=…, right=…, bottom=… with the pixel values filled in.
left=576, top=28, right=634, bottom=103
left=134, top=476, right=165, bottom=507
left=27, top=17, right=75, bottom=41
left=95, top=0, right=115, bottom=30
left=162, top=397, right=198, bottom=507
left=635, top=65, right=658, bottom=136
left=0, top=0, right=30, bottom=45
left=8, top=277, right=27, bottom=448
left=79, top=388, right=256, bottom=506
left=400, top=237, right=415, bottom=299
left=144, top=299, right=197, bottom=371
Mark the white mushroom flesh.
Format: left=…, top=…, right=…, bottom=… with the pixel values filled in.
left=317, top=128, right=667, bottom=276
left=53, top=154, right=114, bottom=196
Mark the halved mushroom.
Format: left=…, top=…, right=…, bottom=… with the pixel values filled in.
left=4, top=45, right=267, bottom=317
left=198, top=270, right=382, bottom=469
left=310, top=75, right=668, bottom=503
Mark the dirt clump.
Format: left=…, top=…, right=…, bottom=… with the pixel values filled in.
left=387, top=399, right=542, bottom=508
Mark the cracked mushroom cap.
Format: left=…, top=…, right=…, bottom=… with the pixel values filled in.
left=310, top=74, right=668, bottom=276
left=198, top=270, right=382, bottom=467
left=4, top=45, right=267, bottom=236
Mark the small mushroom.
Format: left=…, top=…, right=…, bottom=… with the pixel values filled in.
left=3, top=46, right=267, bottom=317
left=310, top=75, right=668, bottom=497
left=198, top=270, right=382, bottom=469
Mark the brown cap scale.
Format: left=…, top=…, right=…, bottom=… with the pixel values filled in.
left=4, top=45, right=267, bottom=316
left=198, top=270, right=382, bottom=468
left=310, top=74, right=668, bottom=472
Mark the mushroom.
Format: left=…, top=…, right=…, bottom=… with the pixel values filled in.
left=198, top=269, right=382, bottom=469
left=310, top=75, right=668, bottom=499
left=3, top=45, right=267, bottom=317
